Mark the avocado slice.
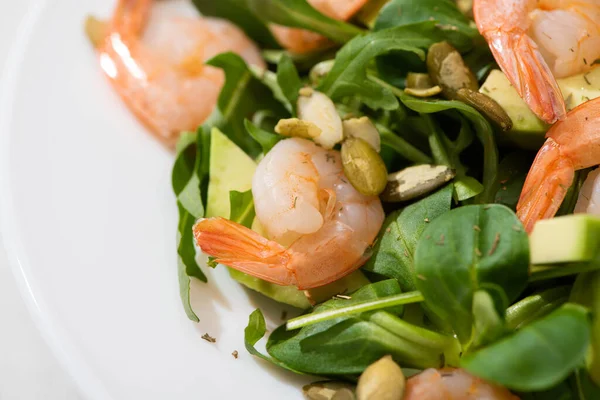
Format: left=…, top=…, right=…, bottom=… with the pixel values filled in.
left=206, top=129, right=369, bottom=308
left=480, top=70, right=549, bottom=150
left=480, top=68, right=600, bottom=150
left=530, top=214, right=600, bottom=265
left=559, top=67, right=600, bottom=112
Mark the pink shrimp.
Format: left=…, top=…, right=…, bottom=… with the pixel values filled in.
left=404, top=368, right=520, bottom=400
left=193, top=138, right=384, bottom=289
left=517, top=97, right=600, bottom=233
left=474, top=0, right=600, bottom=124
left=89, top=0, right=264, bottom=147
left=271, top=0, right=369, bottom=54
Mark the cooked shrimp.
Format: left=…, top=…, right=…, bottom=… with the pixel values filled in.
left=193, top=138, right=384, bottom=289
left=271, top=0, right=369, bottom=54
left=574, top=168, right=600, bottom=214
left=91, top=0, right=265, bottom=147
left=404, top=368, right=519, bottom=400
left=516, top=97, right=600, bottom=232
left=474, top=0, right=600, bottom=124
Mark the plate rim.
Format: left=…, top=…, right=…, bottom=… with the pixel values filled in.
left=0, top=1, right=111, bottom=399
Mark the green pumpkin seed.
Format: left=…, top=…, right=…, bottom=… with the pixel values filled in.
left=427, top=41, right=478, bottom=99
left=381, top=165, right=456, bottom=203
left=341, top=137, right=388, bottom=196
left=303, top=381, right=356, bottom=400
left=357, top=356, right=406, bottom=400
left=456, top=88, right=513, bottom=131
left=275, top=118, right=322, bottom=139
left=406, top=72, right=434, bottom=89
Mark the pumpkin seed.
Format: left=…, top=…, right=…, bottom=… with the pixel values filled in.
left=303, top=381, right=356, bottom=400
left=381, top=165, right=456, bottom=202
left=342, top=117, right=381, bottom=152
left=404, top=86, right=443, bottom=98
left=357, top=356, right=405, bottom=400
left=427, top=41, right=478, bottom=99
left=456, top=88, right=513, bottom=131
left=298, top=90, right=344, bottom=149
left=275, top=118, right=322, bottom=139
left=341, top=137, right=388, bottom=196
left=406, top=72, right=434, bottom=89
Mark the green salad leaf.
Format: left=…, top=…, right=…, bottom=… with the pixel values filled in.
left=191, top=0, right=279, bottom=48
left=414, top=204, right=530, bottom=343
left=277, top=54, right=303, bottom=115
left=229, top=190, right=256, bottom=229
left=266, top=280, right=457, bottom=374
left=363, top=184, right=454, bottom=291
left=397, top=91, right=499, bottom=203
left=245, top=309, right=302, bottom=372
left=375, top=0, right=478, bottom=52
left=205, top=52, right=287, bottom=158
left=172, top=128, right=211, bottom=322
left=318, top=23, right=441, bottom=110
left=571, top=271, right=600, bottom=386
left=462, top=304, right=591, bottom=392
left=246, top=0, right=365, bottom=43
left=244, top=119, right=282, bottom=154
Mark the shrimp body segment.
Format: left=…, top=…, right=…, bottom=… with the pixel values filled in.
left=516, top=97, right=600, bottom=232
left=474, top=0, right=600, bottom=124
left=404, top=368, right=519, bottom=400
left=271, top=0, right=369, bottom=54
left=193, top=138, right=385, bottom=289
left=95, top=0, right=265, bottom=147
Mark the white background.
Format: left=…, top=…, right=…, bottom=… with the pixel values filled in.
left=0, top=2, right=81, bottom=399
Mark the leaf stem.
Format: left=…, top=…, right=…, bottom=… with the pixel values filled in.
left=286, top=291, right=424, bottom=330
left=377, top=124, right=432, bottom=164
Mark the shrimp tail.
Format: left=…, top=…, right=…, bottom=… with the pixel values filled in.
left=516, top=139, right=574, bottom=233
left=476, top=23, right=566, bottom=123
left=193, top=217, right=297, bottom=286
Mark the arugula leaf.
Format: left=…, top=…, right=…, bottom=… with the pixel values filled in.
left=244, top=309, right=301, bottom=373
left=375, top=0, right=478, bottom=52
left=191, top=0, right=279, bottom=48
left=277, top=54, right=302, bottom=115
left=229, top=190, right=256, bottom=229
left=462, top=304, right=591, bottom=392
left=318, top=23, right=441, bottom=110
left=244, top=119, right=282, bottom=154
left=172, top=128, right=212, bottom=322
left=394, top=88, right=499, bottom=203
left=363, top=184, right=454, bottom=291
left=414, top=205, right=530, bottom=343
left=246, top=0, right=364, bottom=43
left=267, top=280, right=450, bottom=373
left=377, top=123, right=433, bottom=164
left=373, top=0, right=480, bottom=86
left=205, top=52, right=288, bottom=158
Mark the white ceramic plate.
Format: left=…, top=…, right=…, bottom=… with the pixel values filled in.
left=0, top=1, right=311, bottom=398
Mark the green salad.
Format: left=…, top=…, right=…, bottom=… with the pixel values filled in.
left=165, top=0, right=600, bottom=398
